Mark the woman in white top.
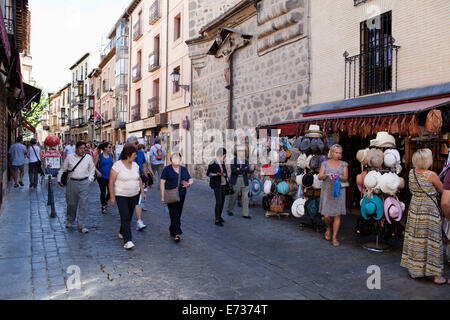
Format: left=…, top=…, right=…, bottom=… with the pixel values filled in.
left=27, top=138, right=41, bottom=188
left=109, top=145, right=146, bottom=250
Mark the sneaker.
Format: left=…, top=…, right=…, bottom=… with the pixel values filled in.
left=118, top=233, right=124, bottom=240
left=136, top=220, right=147, bottom=231
left=78, top=227, right=89, bottom=233
left=124, top=241, right=135, bottom=250
left=65, top=222, right=73, bottom=228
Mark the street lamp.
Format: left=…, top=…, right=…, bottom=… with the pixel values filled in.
left=170, top=68, right=190, bottom=92
left=109, top=88, right=114, bottom=98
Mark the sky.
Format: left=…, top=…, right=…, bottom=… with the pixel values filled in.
left=30, top=0, right=131, bottom=94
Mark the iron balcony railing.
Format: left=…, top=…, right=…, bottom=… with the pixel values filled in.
left=133, top=19, right=143, bottom=41
left=149, top=1, right=161, bottom=25
left=131, top=104, right=141, bottom=121
left=344, top=41, right=400, bottom=99
left=101, top=38, right=116, bottom=61
left=2, top=2, right=14, bottom=34
left=147, top=97, right=159, bottom=117
left=102, top=79, right=109, bottom=93
left=148, top=51, right=160, bottom=72
left=132, top=64, right=141, bottom=82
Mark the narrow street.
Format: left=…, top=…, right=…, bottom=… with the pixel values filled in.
left=0, top=168, right=448, bottom=300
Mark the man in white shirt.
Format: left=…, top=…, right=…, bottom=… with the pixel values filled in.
left=63, top=139, right=76, bottom=159
left=58, top=141, right=95, bottom=233
left=27, top=138, right=41, bottom=188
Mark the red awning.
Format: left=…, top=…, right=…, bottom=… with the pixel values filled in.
left=260, top=96, right=450, bottom=136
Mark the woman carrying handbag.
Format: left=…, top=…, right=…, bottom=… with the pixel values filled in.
left=206, top=148, right=229, bottom=227
left=160, top=153, right=194, bottom=242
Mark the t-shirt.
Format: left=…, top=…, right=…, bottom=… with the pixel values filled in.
left=98, top=153, right=114, bottom=180
left=444, top=169, right=450, bottom=191
left=9, top=143, right=27, bottom=166
left=29, top=145, right=41, bottom=163
left=161, top=165, right=191, bottom=196
left=149, top=144, right=166, bottom=165
left=64, top=145, right=76, bottom=156
left=111, top=161, right=140, bottom=197
left=119, top=149, right=147, bottom=176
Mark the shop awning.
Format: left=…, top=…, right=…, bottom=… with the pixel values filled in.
left=258, top=96, right=450, bottom=136
left=14, top=82, right=42, bottom=117
left=22, top=118, right=35, bottom=133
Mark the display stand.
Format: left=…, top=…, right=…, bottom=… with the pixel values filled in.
left=265, top=210, right=290, bottom=219
left=362, top=221, right=391, bottom=252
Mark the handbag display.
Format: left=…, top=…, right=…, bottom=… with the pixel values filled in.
left=270, top=195, right=284, bottom=213
left=61, top=155, right=86, bottom=186
left=163, top=166, right=182, bottom=204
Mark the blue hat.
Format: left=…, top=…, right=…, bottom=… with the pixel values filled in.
left=305, top=199, right=320, bottom=219
left=361, top=195, right=384, bottom=220
left=299, top=137, right=311, bottom=153
left=273, top=166, right=283, bottom=179
left=277, top=181, right=290, bottom=195
left=310, top=138, right=324, bottom=154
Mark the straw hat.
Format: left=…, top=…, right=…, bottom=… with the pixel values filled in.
left=384, top=149, right=401, bottom=168
left=312, top=174, right=322, bottom=190
left=364, top=170, right=382, bottom=189
left=309, top=155, right=322, bottom=171
left=296, top=174, right=304, bottom=186
left=361, top=194, right=384, bottom=220
left=305, top=125, right=323, bottom=138
left=356, top=170, right=368, bottom=192
left=291, top=198, right=307, bottom=218
left=379, top=173, right=401, bottom=196
left=299, top=138, right=311, bottom=153
left=263, top=180, right=272, bottom=194
left=277, top=181, right=290, bottom=195
left=310, top=138, right=324, bottom=154
left=306, top=155, right=314, bottom=170
left=297, top=153, right=308, bottom=169
left=250, top=178, right=262, bottom=196
left=356, top=148, right=369, bottom=164
left=384, top=197, right=403, bottom=224
left=370, top=132, right=396, bottom=148
left=367, top=149, right=384, bottom=168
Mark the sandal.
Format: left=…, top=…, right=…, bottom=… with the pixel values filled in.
left=433, top=277, right=449, bottom=285
left=324, top=230, right=331, bottom=241
left=102, top=206, right=107, bottom=214
left=332, top=239, right=340, bottom=247
left=174, top=235, right=181, bottom=242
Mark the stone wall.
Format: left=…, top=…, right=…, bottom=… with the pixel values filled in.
left=188, top=0, right=310, bottom=179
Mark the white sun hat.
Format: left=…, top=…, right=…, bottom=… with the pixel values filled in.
left=312, top=174, right=322, bottom=190
left=291, top=198, right=307, bottom=218
left=384, top=149, right=401, bottom=168
left=364, top=170, right=382, bottom=189
left=306, top=154, right=314, bottom=170
left=297, top=153, right=308, bottom=169
left=263, top=180, right=272, bottom=194
left=296, top=174, right=304, bottom=186
left=379, top=173, right=401, bottom=196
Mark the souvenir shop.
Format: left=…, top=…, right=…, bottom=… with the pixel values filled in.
left=256, top=101, right=450, bottom=250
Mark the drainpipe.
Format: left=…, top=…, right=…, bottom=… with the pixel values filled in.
left=228, top=53, right=234, bottom=130
left=165, top=0, right=169, bottom=115
left=306, top=0, right=311, bottom=106
left=128, top=16, right=133, bottom=129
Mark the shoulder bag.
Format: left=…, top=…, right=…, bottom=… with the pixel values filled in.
left=413, top=169, right=442, bottom=216
left=164, top=166, right=182, bottom=204
left=31, top=146, right=44, bottom=175
left=61, top=155, right=86, bottom=186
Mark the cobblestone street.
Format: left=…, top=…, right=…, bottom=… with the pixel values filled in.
left=0, top=169, right=449, bottom=300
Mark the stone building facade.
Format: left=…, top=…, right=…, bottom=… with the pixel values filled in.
left=187, top=0, right=310, bottom=178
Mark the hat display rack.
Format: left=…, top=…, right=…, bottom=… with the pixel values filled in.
left=292, top=125, right=333, bottom=231
left=261, top=136, right=297, bottom=218
left=355, top=131, right=406, bottom=252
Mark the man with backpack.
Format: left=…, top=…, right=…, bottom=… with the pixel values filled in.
left=149, top=137, right=166, bottom=189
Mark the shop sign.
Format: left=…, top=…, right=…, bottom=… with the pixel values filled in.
left=143, top=117, right=156, bottom=128
left=127, top=120, right=143, bottom=132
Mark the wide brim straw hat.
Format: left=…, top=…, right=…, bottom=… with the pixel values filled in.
left=277, top=181, right=290, bottom=195
left=384, top=197, right=403, bottom=224
left=291, top=198, right=307, bottom=218
left=305, top=125, right=323, bottom=138
left=370, top=131, right=396, bottom=148
left=379, top=173, right=401, bottom=195
left=306, top=155, right=314, bottom=170
left=297, top=153, right=308, bottom=169
left=356, top=149, right=368, bottom=163
left=312, top=174, right=322, bottom=190
left=310, top=138, right=324, bottom=154
left=364, top=170, right=382, bottom=189
left=384, top=151, right=397, bottom=168
left=361, top=194, right=384, bottom=220
left=263, top=180, right=272, bottom=194
left=296, top=174, right=304, bottom=186
left=356, top=170, right=368, bottom=192
left=367, top=149, right=384, bottom=168
left=309, top=155, right=322, bottom=171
